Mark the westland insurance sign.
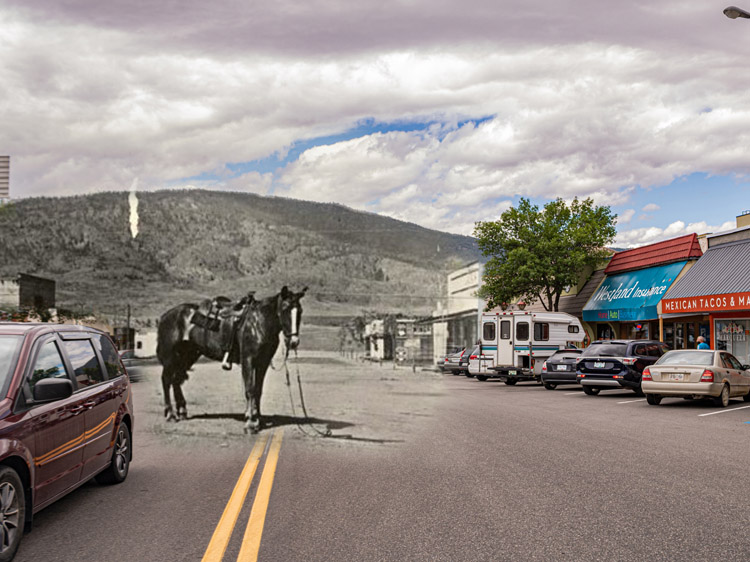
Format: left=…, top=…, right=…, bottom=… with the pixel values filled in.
left=582, top=261, right=687, bottom=322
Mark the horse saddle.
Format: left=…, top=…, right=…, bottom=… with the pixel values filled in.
left=191, top=293, right=255, bottom=332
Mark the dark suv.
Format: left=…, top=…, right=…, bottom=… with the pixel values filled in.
left=576, top=340, right=669, bottom=396
left=0, top=322, right=134, bottom=560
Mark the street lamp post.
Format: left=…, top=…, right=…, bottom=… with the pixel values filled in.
left=724, top=5, right=750, bottom=18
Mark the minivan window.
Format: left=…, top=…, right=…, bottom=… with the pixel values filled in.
left=0, top=336, right=22, bottom=393
left=516, top=322, right=529, bottom=341
left=93, top=334, right=126, bottom=379
left=549, top=350, right=582, bottom=361
left=500, top=321, right=511, bottom=340
left=29, top=340, right=70, bottom=396
left=580, top=343, right=628, bottom=357
left=483, top=322, right=496, bottom=341
left=63, top=339, right=104, bottom=387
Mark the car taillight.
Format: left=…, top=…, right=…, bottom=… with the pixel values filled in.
left=642, top=367, right=652, bottom=381
left=622, top=358, right=637, bottom=365
left=700, top=369, right=714, bottom=382
left=470, top=355, right=478, bottom=360
left=541, top=361, right=547, bottom=372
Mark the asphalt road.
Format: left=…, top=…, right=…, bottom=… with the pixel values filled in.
left=14, top=353, right=750, bottom=561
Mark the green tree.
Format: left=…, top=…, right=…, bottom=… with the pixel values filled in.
left=474, top=197, right=617, bottom=312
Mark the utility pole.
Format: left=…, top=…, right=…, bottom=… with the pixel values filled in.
left=126, top=303, right=131, bottom=351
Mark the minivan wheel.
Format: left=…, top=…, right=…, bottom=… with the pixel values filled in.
left=96, top=422, right=131, bottom=485
left=543, top=382, right=557, bottom=390
left=646, top=394, right=662, bottom=406
left=0, top=466, right=25, bottom=562
left=582, top=386, right=600, bottom=396
left=744, top=389, right=750, bottom=403
left=714, top=384, right=730, bottom=408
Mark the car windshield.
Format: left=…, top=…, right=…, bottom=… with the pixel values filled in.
left=0, top=336, right=23, bottom=391
left=549, top=350, right=582, bottom=361
left=656, top=350, right=714, bottom=366
left=581, top=343, right=628, bottom=357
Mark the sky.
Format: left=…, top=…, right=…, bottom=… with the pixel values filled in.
left=2, top=1, right=749, bottom=247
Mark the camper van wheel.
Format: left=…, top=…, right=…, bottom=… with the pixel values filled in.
left=476, top=375, right=487, bottom=382
left=504, top=379, right=517, bottom=386
left=543, top=382, right=557, bottom=390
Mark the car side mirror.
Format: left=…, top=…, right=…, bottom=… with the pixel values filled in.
left=33, top=378, right=74, bottom=403
left=743, top=364, right=750, bottom=371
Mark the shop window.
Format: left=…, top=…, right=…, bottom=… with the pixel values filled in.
left=516, top=322, right=529, bottom=341
left=596, top=324, right=614, bottom=340
left=715, top=320, right=749, bottom=365
left=675, top=323, right=685, bottom=349
left=500, top=321, right=511, bottom=340
left=533, top=323, right=549, bottom=341
left=483, top=322, right=496, bottom=341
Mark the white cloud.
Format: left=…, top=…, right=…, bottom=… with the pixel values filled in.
left=618, top=209, right=636, bottom=224
left=615, top=220, right=736, bottom=248
left=642, top=203, right=661, bottom=212
left=1, top=1, right=749, bottom=238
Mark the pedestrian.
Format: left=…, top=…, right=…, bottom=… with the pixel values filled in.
left=696, top=336, right=710, bottom=350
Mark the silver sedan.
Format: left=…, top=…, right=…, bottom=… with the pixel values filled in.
left=642, top=349, right=750, bottom=407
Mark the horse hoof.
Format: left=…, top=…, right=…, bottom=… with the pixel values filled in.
left=244, top=419, right=260, bottom=434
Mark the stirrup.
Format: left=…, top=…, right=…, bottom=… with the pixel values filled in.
left=221, top=352, right=232, bottom=371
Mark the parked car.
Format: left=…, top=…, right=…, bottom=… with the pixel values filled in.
left=467, top=345, right=494, bottom=380
left=576, top=340, right=669, bottom=396
left=540, top=348, right=583, bottom=389
left=0, top=322, right=134, bottom=560
left=642, top=349, right=750, bottom=407
left=442, top=347, right=468, bottom=375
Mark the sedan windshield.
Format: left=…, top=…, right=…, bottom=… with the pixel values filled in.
left=0, top=336, right=23, bottom=391
left=581, top=343, right=628, bottom=357
left=656, top=350, right=714, bottom=366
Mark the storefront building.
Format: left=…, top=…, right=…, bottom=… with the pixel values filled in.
left=582, top=234, right=703, bottom=342
left=661, top=226, right=750, bottom=365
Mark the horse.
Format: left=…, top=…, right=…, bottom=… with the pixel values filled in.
left=156, top=286, right=307, bottom=433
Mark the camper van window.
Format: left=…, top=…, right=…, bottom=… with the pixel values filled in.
left=568, top=325, right=579, bottom=333
left=516, top=322, right=529, bottom=341
left=533, top=323, right=549, bottom=341
left=483, top=322, right=496, bottom=341
left=500, top=320, right=511, bottom=339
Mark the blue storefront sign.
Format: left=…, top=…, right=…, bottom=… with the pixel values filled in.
left=582, top=261, right=687, bottom=323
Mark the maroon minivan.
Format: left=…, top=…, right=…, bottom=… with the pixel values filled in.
left=0, top=322, right=134, bottom=561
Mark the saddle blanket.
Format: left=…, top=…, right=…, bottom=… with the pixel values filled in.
left=190, top=311, right=221, bottom=332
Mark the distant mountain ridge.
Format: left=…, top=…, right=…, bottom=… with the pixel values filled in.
left=0, top=190, right=480, bottom=320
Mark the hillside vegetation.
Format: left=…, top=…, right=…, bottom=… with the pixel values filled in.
left=0, top=190, right=479, bottom=322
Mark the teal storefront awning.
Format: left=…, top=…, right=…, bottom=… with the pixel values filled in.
left=582, top=261, right=687, bottom=322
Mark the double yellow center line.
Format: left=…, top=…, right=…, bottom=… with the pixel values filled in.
left=202, top=429, right=284, bottom=562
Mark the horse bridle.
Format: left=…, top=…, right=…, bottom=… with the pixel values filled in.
left=281, top=302, right=301, bottom=341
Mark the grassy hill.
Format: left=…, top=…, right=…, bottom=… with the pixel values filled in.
left=0, top=190, right=479, bottom=324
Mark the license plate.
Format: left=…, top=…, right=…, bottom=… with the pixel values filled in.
left=508, top=370, right=517, bottom=376
left=594, top=361, right=606, bottom=368
left=556, top=364, right=569, bottom=371
left=668, top=373, right=684, bottom=381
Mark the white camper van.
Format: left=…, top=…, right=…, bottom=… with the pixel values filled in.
left=473, top=311, right=585, bottom=383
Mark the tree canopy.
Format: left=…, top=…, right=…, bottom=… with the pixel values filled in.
left=473, top=197, right=617, bottom=312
